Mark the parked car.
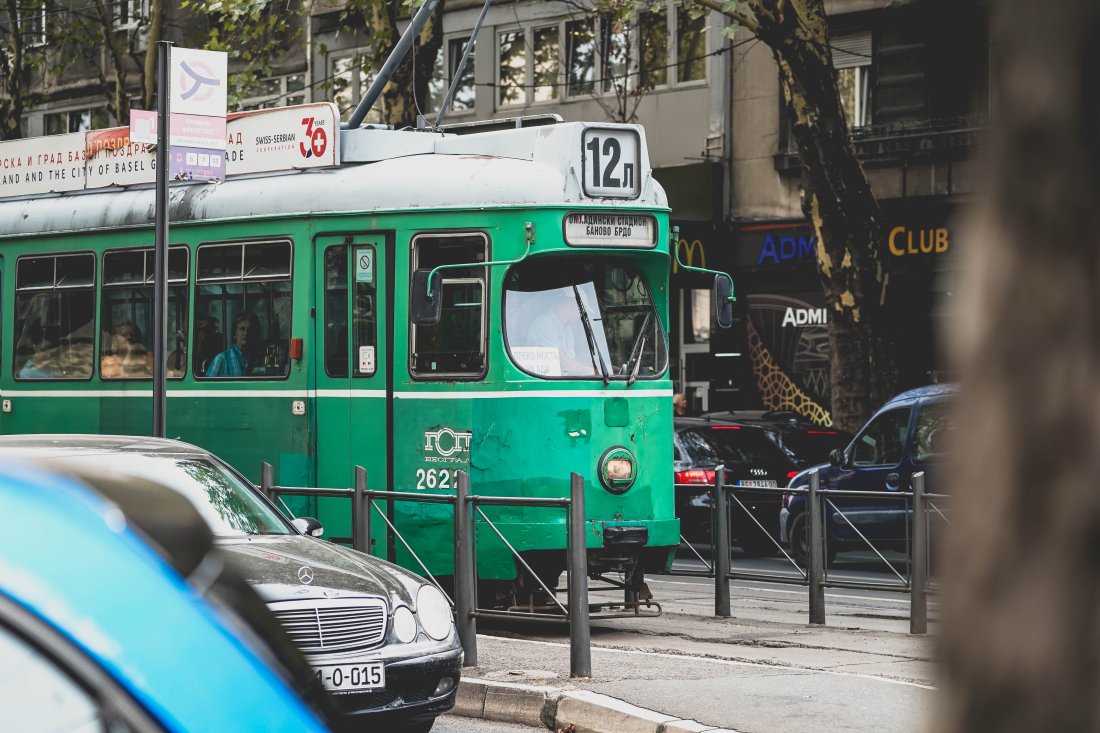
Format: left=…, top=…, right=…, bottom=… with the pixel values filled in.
left=0, top=460, right=334, bottom=733
left=675, top=418, right=796, bottom=555
left=701, top=409, right=851, bottom=466
left=0, top=435, right=463, bottom=733
left=781, top=384, right=957, bottom=566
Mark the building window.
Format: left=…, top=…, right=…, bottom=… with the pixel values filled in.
left=532, top=26, right=560, bottom=102
left=676, top=5, right=706, bottom=83
left=100, top=247, right=189, bottom=380
left=114, top=0, right=146, bottom=29
left=14, top=253, right=96, bottom=380
left=600, top=17, right=630, bottom=94
left=498, top=25, right=562, bottom=107
left=566, top=18, right=596, bottom=97
left=833, top=31, right=873, bottom=129
left=44, top=108, right=109, bottom=136
left=330, top=54, right=382, bottom=123
left=639, top=8, right=668, bottom=88
left=429, top=38, right=477, bottom=114
left=23, top=0, right=47, bottom=47
left=498, top=30, right=527, bottom=106
left=239, top=74, right=307, bottom=110
left=410, top=233, right=488, bottom=378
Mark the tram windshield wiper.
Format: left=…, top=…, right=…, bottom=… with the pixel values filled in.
left=571, top=284, right=610, bottom=385
left=619, top=311, right=653, bottom=385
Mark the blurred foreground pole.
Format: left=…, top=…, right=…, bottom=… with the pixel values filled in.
left=939, top=1, right=1100, bottom=731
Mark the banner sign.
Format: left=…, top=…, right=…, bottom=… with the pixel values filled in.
left=0, top=103, right=340, bottom=198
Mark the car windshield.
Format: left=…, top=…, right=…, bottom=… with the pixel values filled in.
left=504, top=256, right=666, bottom=380
left=679, top=427, right=785, bottom=465
left=47, top=454, right=291, bottom=536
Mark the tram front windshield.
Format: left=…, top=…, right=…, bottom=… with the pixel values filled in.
left=504, top=257, right=666, bottom=380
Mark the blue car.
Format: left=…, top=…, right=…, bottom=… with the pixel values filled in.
left=780, top=384, right=956, bottom=565
left=0, top=460, right=334, bottom=733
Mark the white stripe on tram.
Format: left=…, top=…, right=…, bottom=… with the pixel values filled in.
left=392, top=389, right=672, bottom=399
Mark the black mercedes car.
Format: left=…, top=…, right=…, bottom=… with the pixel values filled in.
left=701, top=410, right=851, bottom=467
left=0, top=435, right=461, bottom=733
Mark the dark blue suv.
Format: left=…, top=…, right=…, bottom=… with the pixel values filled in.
left=780, top=384, right=956, bottom=565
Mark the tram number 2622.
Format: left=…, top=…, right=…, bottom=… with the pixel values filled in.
left=415, top=468, right=456, bottom=490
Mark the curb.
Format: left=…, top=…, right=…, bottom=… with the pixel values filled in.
left=454, top=678, right=741, bottom=733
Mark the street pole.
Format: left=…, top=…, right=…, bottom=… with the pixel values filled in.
left=714, top=466, right=731, bottom=617
left=808, top=469, right=826, bottom=625
left=152, top=40, right=172, bottom=438
left=910, top=472, right=928, bottom=634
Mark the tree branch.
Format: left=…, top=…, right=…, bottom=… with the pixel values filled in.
left=692, top=0, right=761, bottom=34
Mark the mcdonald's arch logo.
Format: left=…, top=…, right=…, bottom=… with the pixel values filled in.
left=672, top=238, right=706, bottom=274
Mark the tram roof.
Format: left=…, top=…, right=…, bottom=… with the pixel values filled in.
left=0, top=121, right=668, bottom=239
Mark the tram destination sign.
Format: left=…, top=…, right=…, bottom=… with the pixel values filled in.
left=563, top=212, right=657, bottom=248
left=0, top=102, right=339, bottom=198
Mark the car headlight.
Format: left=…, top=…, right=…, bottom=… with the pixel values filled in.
left=392, top=605, right=417, bottom=643
left=417, top=584, right=453, bottom=641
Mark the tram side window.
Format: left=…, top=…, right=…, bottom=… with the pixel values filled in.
left=14, top=253, right=95, bottom=380
left=100, top=247, right=189, bottom=380
left=195, top=240, right=293, bottom=379
left=324, top=244, right=377, bottom=378
left=410, top=233, right=487, bottom=378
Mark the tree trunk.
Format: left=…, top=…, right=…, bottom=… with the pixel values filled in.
left=938, top=1, right=1100, bottom=730
left=763, top=0, right=894, bottom=433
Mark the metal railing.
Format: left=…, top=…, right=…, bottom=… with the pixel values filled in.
left=259, top=464, right=592, bottom=677
left=668, top=468, right=949, bottom=634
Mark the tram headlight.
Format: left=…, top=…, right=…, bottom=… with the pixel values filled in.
left=599, top=446, right=637, bottom=494
left=392, top=605, right=417, bottom=643
left=417, top=584, right=454, bottom=641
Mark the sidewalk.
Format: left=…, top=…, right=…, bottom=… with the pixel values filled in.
left=451, top=578, right=938, bottom=733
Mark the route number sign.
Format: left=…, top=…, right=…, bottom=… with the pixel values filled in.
left=582, top=128, right=641, bottom=199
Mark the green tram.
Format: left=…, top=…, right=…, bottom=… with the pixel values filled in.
left=0, top=110, right=680, bottom=604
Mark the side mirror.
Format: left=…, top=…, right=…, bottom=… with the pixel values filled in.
left=292, top=516, right=324, bottom=538
left=828, top=448, right=844, bottom=468
left=714, top=275, right=733, bottom=329
left=411, top=269, right=442, bottom=326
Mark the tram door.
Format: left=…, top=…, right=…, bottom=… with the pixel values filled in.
left=313, top=233, right=389, bottom=543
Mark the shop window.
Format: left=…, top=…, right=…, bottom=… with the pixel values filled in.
left=14, top=253, right=95, bottom=380
left=687, top=289, right=711, bottom=344
left=639, top=8, right=668, bottom=88
left=195, top=240, right=293, bottom=379
left=100, top=247, right=189, bottom=380
left=566, top=17, right=596, bottom=97
left=324, top=244, right=377, bottom=378
left=676, top=5, right=706, bottom=83
left=410, top=233, right=487, bottom=378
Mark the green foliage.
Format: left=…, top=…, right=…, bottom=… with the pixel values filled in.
left=183, top=0, right=304, bottom=108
